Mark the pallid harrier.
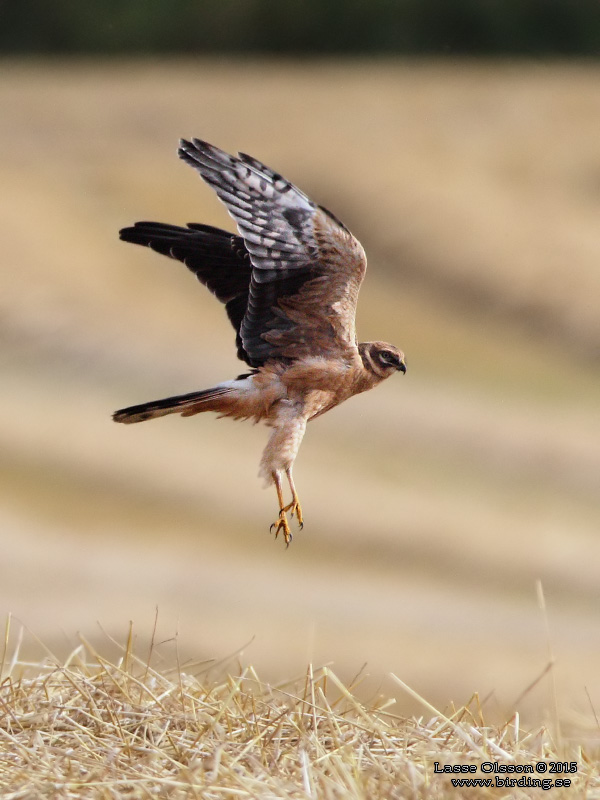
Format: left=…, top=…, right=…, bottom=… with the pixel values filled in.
left=114, top=139, right=406, bottom=544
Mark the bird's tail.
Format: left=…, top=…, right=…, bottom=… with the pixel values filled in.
left=113, top=385, right=237, bottom=424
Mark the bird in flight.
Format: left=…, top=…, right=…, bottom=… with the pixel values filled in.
left=114, top=138, right=406, bottom=545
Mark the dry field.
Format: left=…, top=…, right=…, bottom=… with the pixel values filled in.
left=1, top=57, right=600, bottom=764
left=1, top=625, right=597, bottom=798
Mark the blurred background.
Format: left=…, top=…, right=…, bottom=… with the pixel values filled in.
left=1, top=1, right=600, bottom=729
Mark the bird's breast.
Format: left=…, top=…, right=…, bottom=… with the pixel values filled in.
left=304, top=389, right=339, bottom=420
left=265, top=355, right=362, bottom=421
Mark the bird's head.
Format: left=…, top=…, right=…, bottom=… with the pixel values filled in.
left=359, top=342, right=407, bottom=379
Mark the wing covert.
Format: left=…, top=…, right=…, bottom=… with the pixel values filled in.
left=178, top=138, right=367, bottom=364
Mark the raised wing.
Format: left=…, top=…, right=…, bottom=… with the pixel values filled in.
left=119, top=221, right=253, bottom=363
left=178, top=139, right=367, bottom=365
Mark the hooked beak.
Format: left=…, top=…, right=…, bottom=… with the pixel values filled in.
left=397, top=360, right=407, bottom=374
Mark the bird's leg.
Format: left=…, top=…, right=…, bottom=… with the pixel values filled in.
left=283, top=466, right=304, bottom=529
left=269, top=470, right=292, bottom=546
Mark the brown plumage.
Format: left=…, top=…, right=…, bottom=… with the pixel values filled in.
left=114, top=138, right=406, bottom=544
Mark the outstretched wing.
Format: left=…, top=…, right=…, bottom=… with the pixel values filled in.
left=119, top=221, right=254, bottom=363
left=178, top=138, right=367, bottom=365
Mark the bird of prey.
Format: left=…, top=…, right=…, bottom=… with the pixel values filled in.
left=114, top=138, right=406, bottom=544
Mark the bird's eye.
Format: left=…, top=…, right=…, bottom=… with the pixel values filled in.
left=380, top=351, right=393, bottom=362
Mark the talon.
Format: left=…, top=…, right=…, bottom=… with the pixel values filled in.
left=271, top=470, right=299, bottom=545
left=282, top=500, right=304, bottom=529
left=270, top=510, right=292, bottom=546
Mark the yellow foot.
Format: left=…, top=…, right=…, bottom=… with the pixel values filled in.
left=282, top=499, right=304, bottom=530
left=270, top=511, right=293, bottom=546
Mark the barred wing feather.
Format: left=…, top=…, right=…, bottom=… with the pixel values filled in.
left=178, top=138, right=367, bottom=365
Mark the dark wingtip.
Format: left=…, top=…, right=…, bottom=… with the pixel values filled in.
left=118, top=222, right=152, bottom=244
left=177, top=137, right=196, bottom=164
left=178, top=137, right=211, bottom=163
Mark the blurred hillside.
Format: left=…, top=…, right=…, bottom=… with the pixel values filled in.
left=1, top=60, right=600, bottom=726
left=2, top=0, right=600, bottom=56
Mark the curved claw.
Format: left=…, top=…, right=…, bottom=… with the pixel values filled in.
left=282, top=500, right=304, bottom=530
left=270, top=511, right=292, bottom=546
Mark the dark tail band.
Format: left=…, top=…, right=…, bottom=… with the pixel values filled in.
left=113, top=386, right=231, bottom=424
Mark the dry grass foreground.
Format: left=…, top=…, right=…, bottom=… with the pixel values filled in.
left=1, top=622, right=598, bottom=799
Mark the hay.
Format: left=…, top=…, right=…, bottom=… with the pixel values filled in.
left=0, top=624, right=597, bottom=799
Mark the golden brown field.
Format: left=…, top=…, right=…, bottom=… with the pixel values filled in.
left=1, top=57, right=600, bottom=765
left=2, top=628, right=595, bottom=798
